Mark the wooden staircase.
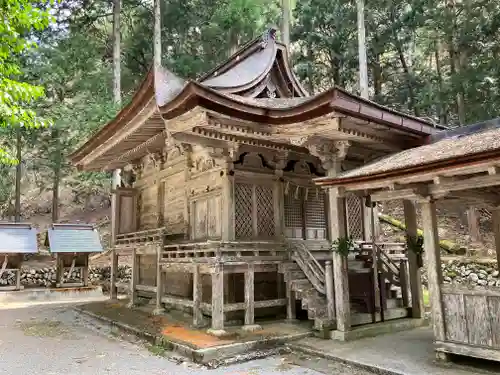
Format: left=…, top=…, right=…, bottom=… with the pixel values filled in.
left=280, top=240, right=410, bottom=332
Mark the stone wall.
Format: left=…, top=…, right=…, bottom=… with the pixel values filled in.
left=437, top=260, right=500, bottom=287
left=0, top=265, right=132, bottom=288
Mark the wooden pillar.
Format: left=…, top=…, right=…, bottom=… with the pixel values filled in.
left=243, top=263, right=260, bottom=331
left=56, top=254, right=63, bottom=287
left=208, top=262, right=226, bottom=335
left=491, top=207, right=500, bottom=269
left=421, top=199, right=445, bottom=341
left=192, top=264, right=204, bottom=327
left=403, top=199, right=424, bottom=318
left=16, top=260, right=21, bottom=291
left=325, top=261, right=335, bottom=320
left=110, top=249, right=118, bottom=299
left=273, top=178, right=284, bottom=238
left=467, top=206, right=481, bottom=244
left=221, top=159, right=235, bottom=242
left=329, top=186, right=350, bottom=333
left=128, top=249, right=139, bottom=307
left=82, top=254, right=89, bottom=287
left=153, top=246, right=165, bottom=315
left=285, top=271, right=296, bottom=320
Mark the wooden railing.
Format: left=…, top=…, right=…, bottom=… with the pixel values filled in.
left=115, top=227, right=166, bottom=246
left=162, top=240, right=288, bottom=262
left=287, top=240, right=326, bottom=294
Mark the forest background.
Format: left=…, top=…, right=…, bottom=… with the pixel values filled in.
left=1, top=0, right=499, bottom=250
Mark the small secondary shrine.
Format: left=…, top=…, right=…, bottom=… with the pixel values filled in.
left=70, top=30, right=444, bottom=338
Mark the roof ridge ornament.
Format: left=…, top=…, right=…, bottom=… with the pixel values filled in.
left=260, top=26, right=277, bottom=49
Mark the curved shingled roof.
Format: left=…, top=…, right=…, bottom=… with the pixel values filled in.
left=70, top=34, right=445, bottom=168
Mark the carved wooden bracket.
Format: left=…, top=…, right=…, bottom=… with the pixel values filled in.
left=268, top=151, right=289, bottom=171
left=308, top=140, right=351, bottom=171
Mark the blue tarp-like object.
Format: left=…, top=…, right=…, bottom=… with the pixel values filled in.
left=47, top=223, right=103, bottom=253
left=0, top=223, right=38, bottom=254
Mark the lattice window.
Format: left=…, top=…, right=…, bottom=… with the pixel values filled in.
left=235, top=183, right=253, bottom=239
left=305, top=189, right=326, bottom=229
left=256, top=185, right=275, bottom=238
left=346, top=193, right=364, bottom=240
left=235, top=183, right=275, bottom=239
left=284, top=189, right=303, bottom=228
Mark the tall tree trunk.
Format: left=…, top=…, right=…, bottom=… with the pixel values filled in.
left=395, top=41, right=419, bottom=116
left=356, top=0, right=369, bottom=99
left=112, top=0, right=121, bottom=189
left=153, top=0, right=161, bottom=70
left=434, top=39, right=447, bottom=125
left=281, top=0, right=291, bottom=51
left=306, top=45, right=315, bottom=93
left=14, top=128, right=22, bottom=222
left=51, top=128, right=61, bottom=223
left=455, top=50, right=467, bottom=125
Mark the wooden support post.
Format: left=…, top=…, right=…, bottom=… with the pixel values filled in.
left=208, top=263, right=226, bottom=336
left=221, top=159, right=235, bottom=242
left=329, top=187, right=350, bottom=333
left=274, top=178, right=284, bottom=238
left=403, top=199, right=424, bottom=318
left=325, top=261, right=335, bottom=321
left=110, top=249, right=118, bottom=300
left=55, top=254, right=62, bottom=287
left=128, top=249, right=139, bottom=307
left=243, top=263, right=261, bottom=331
left=82, top=254, right=89, bottom=287
left=192, top=264, right=204, bottom=327
left=285, top=272, right=296, bottom=320
left=399, top=259, right=410, bottom=307
left=16, top=267, right=21, bottom=291
left=421, top=199, right=445, bottom=341
left=153, top=246, right=165, bottom=315
left=492, top=207, right=500, bottom=270
left=467, top=206, right=481, bottom=244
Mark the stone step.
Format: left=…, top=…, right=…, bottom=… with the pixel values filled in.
left=351, top=307, right=409, bottom=326
left=386, top=297, right=403, bottom=309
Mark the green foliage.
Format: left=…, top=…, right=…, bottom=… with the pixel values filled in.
left=0, top=0, right=53, bottom=164
left=332, top=236, right=355, bottom=257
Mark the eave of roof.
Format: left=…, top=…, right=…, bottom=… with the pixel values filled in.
left=69, top=69, right=155, bottom=163
left=314, top=129, right=500, bottom=188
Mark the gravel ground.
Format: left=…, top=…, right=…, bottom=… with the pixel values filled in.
left=0, top=303, right=374, bottom=375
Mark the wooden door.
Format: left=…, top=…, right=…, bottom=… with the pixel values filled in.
left=111, top=187, right=138, bottom=242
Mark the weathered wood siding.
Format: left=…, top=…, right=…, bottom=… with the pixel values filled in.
left=138, top=255, right=157, bottom=286
left=188, top=145, right=224, bottom=240
left=441, top=284, right=500, bottom=348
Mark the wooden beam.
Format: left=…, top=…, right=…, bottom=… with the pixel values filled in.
left=403, top=200, right=423, bottom=319
left=192, top=264, right=204, bottom=327
left=209, top=263, right=225, bottom=334
left=421, top=200, right=445, bottom=341
left=244, top=263, right=255, bottom=327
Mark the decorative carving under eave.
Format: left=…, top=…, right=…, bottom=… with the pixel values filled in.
left=308, top=140, right=351, bottom=171
left=267, top=151, right=289, bottom=171
left=289, top=136, right=310, bottom=146
left=242, top=152, right=264, bottom=169
left=192, top=155, right=219, bottom=173
left=293, top=160, right=311, bottom=175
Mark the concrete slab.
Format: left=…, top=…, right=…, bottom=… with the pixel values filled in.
left=0, top=286, right=106, bottom=308
left=75, top=300, right=314, bottom=366
left=289, top=327, right=499, bottom=375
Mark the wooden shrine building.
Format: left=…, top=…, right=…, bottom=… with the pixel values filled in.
left=47, top=223, right=104, bottom=288
left=70, top=30, right=445, bottom=338
left=316, top=120, right=500, bottom=361
left=0, top=223, right=38, bottom=291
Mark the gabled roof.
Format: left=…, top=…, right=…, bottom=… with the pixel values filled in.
left=69, top=33, right=446, bottom=171
left=47, top=224, right=103, bottom=254
left=0, top=223, right=38, bottom=254
left=199, top=36, right=308, bottom=97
